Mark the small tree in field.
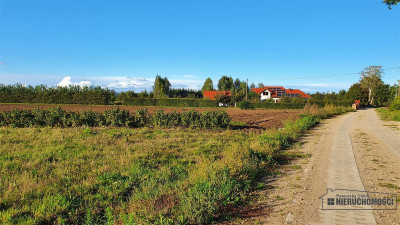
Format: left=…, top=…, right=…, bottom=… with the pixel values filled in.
left=215, top=93, right=231, bottom=106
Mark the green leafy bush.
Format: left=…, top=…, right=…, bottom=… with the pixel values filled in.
left=0, top=108, right=231, bottom=129
left=389, top=97, right=400, bottom=111
left=237, top=101, right=254, bottom=109
left=103, top=107, right=132, bottom=127
left=180, top=110, right=201, bottom=128
left=200, top=111, right=230, bottom=129
left=134, top=108, right=151, bottom=127
left=124, top=98, right=218, bottom=107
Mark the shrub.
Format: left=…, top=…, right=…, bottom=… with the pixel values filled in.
left=44, top=107, right=65, bottom=127
left=7, top=109, right=34, bottom=128
left=180, top=110, right=201, bottom=128
left=153, top=110, right=167, bottom=127
left=124, top=98, right=218, bottom=107
left=103, top=107, right=133, bottom=127
left=389, top=97, right=400, bottom=111
left=0, top=108, right=232, bottom=129
left=251, top=102, right=305, bottom=109
left=200, top=111, right=230, bottom=129
left=134, top=108, right=151, bottom=127
left=237, top=101, right=254, bottom=109
left=79, top=110, right=99, bottom=127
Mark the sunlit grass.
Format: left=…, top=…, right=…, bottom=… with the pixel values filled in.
left=0, top=105, right=354, bottom=224
left=376, top=108, right=400, bottom=121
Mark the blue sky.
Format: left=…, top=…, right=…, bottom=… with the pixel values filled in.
left=0, top=0, right=399, bottom=93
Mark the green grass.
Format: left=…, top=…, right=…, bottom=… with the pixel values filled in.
left=0, top=127, right=274, bottom=224
left=376, top=108, right=400, bottom=122
left=378, top=183, right=400, bottom=189
left=0, top=105, right=354, bottom=224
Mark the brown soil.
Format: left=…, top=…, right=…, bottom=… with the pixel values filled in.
left=0, top=103, right=300, bottom=131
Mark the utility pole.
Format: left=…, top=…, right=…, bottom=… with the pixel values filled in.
left=398, top=79, right=400, bottom=97
left=246, top=79, right=248, bottom=101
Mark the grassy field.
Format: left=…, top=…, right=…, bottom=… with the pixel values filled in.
left=376, top=108, right=400, bottom=121
left=0, top=127, right=274, bottom=224
left=0, top=105, right=354, bottom=224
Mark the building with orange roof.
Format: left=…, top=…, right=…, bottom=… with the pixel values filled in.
left=251, top=86, right=310, bottom=102
left=203, top=90, right=231, bottom=100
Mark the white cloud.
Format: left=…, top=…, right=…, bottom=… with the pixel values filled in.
left=107, top=76, right=203, bottom=90
left=57, top=76, right=92, bottom=87
left=182, top=75, right=197, bottom=78
left=108, top=77, right=154, bottom=89
left=0, top=62, right=6, bottom=65
left=169, top=79, right=203, bottom=90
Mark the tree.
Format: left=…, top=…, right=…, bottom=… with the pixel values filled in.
left=345, top=83, right=368, bottom=106
left=201, top=77, right=214, bottom=92
left=214, top=93, right=231, bottom=105
left=217, top=76, right=233, bottom=91
left=359, top=66, right=383, bottom=105
left=248, top=90, right=259, bottom=102
left=153, top=75, right=171, bottom=98
left=234, top=78, right=241, bottom=91
left=337, top=89, right=346, bottom=100
left=257, top=83, right=264, bottom=88
left=384, top=0, right=399, bottom=9
left=250, top=82, right=256, bottom=89
left=311, top=92, right=324, bottom=101
left=373, top=83, right=391, bottom=106
left=389, top=83, right=399, bottom=102
left=233, top=81, right=248, bottom=102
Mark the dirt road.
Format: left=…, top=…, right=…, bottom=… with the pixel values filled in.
left=237, top=108, right=400, bottom=224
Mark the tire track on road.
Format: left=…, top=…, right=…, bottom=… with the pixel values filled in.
left=318, top=112, right=376, bottom=225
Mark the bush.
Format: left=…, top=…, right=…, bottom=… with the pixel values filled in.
left=134, top=108, right=151, bottom=127
left=237, top=101, right=254, bottom=109
left=200, top=111, right=230, bottom=129
left=180, top=110, right=201, bottom=128
left=103, top=107, right=133, bottom=127
left=124, top=98, right=218, bottom=107
left=389, top=97, right=400, bottom=111
left=252, top=102, right=305, bottom=109
left=0, top=108, right=231, bottom=129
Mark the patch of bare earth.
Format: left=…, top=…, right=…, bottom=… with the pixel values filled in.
left=351, top=115, right=400, bottom=224
left=0, top=103, right=300, bottom=131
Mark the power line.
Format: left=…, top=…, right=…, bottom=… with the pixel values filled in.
left=266, top=67, right=400, bottom=81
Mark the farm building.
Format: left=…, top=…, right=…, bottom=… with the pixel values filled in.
left=203, top=91, right=231, bottom=100
left=251, top=86, right=310, bottom=103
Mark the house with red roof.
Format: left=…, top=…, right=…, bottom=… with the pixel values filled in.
left=203, top=90, right=232, bottom=106
left=203, top=91, right=231, bottom=100
left=251, top=86, right=310, bottom=103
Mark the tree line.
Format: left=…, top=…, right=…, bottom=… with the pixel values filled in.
left=0, top=84, right=117, bottom=105
left=311, top=66, right=398, bottom=107
left=1, top=66, right=398, bottom=107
